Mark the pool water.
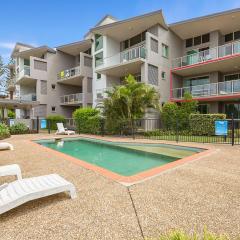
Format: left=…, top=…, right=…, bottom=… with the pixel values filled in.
left=37, top=138, right=203, bottom=177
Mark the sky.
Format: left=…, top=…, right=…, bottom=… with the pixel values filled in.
left=0, top=0, right=240, bottom=63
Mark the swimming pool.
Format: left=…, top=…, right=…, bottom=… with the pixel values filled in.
left=36, top=137, right=206, bottom=184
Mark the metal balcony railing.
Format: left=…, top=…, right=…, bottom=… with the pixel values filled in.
left=172, top=40, right=240, bottom=69
left=60, top=93, right=83, bottom=104
left=172, top=79, right=240, bottom=99
left=96, top=43, right=146, bottom=69
left=57, top=66, right=81, bottom=80
left=17, top=66, right=30, bottom=80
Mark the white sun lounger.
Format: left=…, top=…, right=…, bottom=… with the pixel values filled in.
left=56, top=123, right=75, bottom=135
left=0, top=142, right=14, bottom=151
left=0, top=164, right=22, bottom=180
left=0, top=174, right=76, bottom=214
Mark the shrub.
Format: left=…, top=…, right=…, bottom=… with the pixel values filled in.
left=8, top=110, right=15, bottom=119
left=46, top=115, right=66, bottom=130
left=9, top=123, right=29, bottom=135
left=161, top=102, right=178, bottom=130
left=0, top=123, right=10, bottom=139
left=73, top=108, right=101, bottom=134
left=189, top=114, right=226, bottom=136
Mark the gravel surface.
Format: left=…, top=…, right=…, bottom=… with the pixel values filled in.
left=0, top=134, right=239, bottom=239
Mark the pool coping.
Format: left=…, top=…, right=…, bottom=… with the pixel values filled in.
left=29, top=136, right=215, bottom=186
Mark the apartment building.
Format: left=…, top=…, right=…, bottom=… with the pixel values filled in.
left=9, top=8, right=240, bottom=119
left=11, top=41, right=93, bottom=118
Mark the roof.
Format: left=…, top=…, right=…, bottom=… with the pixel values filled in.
left=90, top=9, right=168, bottom=42
left=169, top=8, right=240, bottom=39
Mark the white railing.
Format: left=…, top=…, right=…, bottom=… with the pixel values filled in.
left=57, top=66, right=81, bottom=80
left=172, top=40, right=240, bottom=69
left=20, top=93, right=37, bottom=101
left=60, top=93, right=83, bottom=104
left=96, top=43, right=146, bottom=69
left=96, top=87, right=114, bottom=100
left=172, top=79, right=240, bottom=99
left=17, top=66, right=30, bottom=80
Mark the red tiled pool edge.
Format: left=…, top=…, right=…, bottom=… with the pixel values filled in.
left=29, top=138, right=214, bottom=185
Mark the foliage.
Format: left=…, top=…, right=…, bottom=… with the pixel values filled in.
left=149, top=228, right=229, bottom=240
left=0, top=123, right=10, bottom=139
left=73, top=107, right=101, bottom=134
left=189, top=114, right=226, bottom=136
left=103, top=74, right=159, bottom=134
left=46, top=115, right=66, bottom=130
left=9, top=123, right=29, bottom=135
left=8, top=110, right=15, bottom=119
left=161, top=93, right=198, bottom=130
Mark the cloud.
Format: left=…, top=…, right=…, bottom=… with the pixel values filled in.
left=0, top=42, right=15, bottom=50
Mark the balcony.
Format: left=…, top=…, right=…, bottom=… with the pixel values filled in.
left=57, top=66, right=83, bottom=86
left=60, top=93, right=83, bottom=105
left=16, top=66, right=31, bottom=84
left=171, top=79, right=240, bottom=101
left=96, top=43, right=146, bottom=77
left=172, top=40, right=240, bottom=76
left=96, top=87, right=113, bottom=102
left=19, top=93, right=37, bottom=102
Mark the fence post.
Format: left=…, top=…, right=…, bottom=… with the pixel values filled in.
left=47, top=120, right=51, bottom=134
left=176, top=118, right=179, bottom=143
left=36, top=116, right=39, bottom=133
left=100, top=118, right=105, bottom=137
left=132, top=119, right=135, bottom=140
left=231, top=113, right=235, bottom=146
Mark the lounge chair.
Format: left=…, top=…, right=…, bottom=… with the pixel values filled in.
left=0, top=174, right=76, bottom=214
left=0, top=142, right=14, bottom=151
left=56, top=123, right=75, bottom=135
left=0, top=164, right=22, bottom=180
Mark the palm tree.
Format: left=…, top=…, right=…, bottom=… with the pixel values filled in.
left=103, top=74, right=159, bottom=135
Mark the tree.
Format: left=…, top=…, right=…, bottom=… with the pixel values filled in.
left=103, top=74, right=159, bottom=134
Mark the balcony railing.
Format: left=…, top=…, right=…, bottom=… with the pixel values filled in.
left=96, top=43, right=146, bottom=69
left=20, top=93, right=37, bottom=102
left=96, top=87, right=114, bottom=100
left=172, top=79, right=240, bottom=99
left=17, top=66, right=30, bottom=80
left=60, top=93, right=83, bottom=104
left=57, top=66, right=81, bottom=80
left=172, top=40, right=240, bottom=69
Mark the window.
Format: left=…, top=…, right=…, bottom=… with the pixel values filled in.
left=162, top=44, right=169, bottom=58
left=51, top=106, right=56, bottom=113
left=130, top=34, right=142, bottom=47
left=97, top=73, right=101, bottom=80
left=225, top=33, right=233, bottom=42
left=34, top=60, right=47, bottom=71
left=198, top=104, right=209, bottom=114
left=150, top=38, right=158, bottom=53
left=224, top=73, right=240, bottom=81
left=202, top=33, right=210, bottom=43
left=95, top=34, right=103, bottom=51
left=84, top=56, right=92, bottom=67
left=51, top=84, right=56, bottom=90
left=148, top=64, right=158, bottom=86
left=225, top=103, right=240, bottom=118
left=24, top=59, right=30, bottom=66
left=183, top=76, right=210, bottom=87
left=95, top=52, right=103, bottom=67
left=194, top=36, right=201, bottom=46
left=120, top=31, right=146, bottom=51
left=161, top=71, right=166, bottom=80
left=186, top=38, right=193, bottom=48
left=84, top=48, right=91, bottom=55
left=234, top=31, right=240, bottom=40
left=40, top=80, right=47, bottom=95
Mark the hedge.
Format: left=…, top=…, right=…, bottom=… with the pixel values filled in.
left=189, top=113, right=226, bottom=136
left=0, top=123, right=10, bottom=140
left=73, top=108, right=101, bottom=134
left=46, top=115, right=66, bottom=130
left=9, top=123, right=29, bottom=135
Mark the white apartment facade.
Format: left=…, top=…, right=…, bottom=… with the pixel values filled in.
left=9, top=8, right=240, bottom=119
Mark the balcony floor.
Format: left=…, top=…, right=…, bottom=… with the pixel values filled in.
left=172, top=53, right=240, bottom=77
left=95, top=58, right=145, bottom=77
left=16, top=76, right=37, bottom=85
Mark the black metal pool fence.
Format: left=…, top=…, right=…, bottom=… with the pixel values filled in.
left=2, top=116, right=240, bottom=145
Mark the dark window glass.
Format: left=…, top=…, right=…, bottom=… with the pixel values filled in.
left=95, top=52, right=103, bottom=67
left=51, top=84, right=56, bottom=90
left=130, top=34, right=142, bottom=47
left=95, top=34, right=103, bottom=51
left=234, top=31, right=240, bottom=40
left=97, top=73, right=101, bottom=79
left=186, top=38, right=193, bottom=48
left=142, top=31, right=147, bottom=41
left=202, top=33, right=210, bottom=43
left=225, top=33, right=233, bottom=42
left=24, top=59, right=30, bottom=66
left=198, top=104, right=209, bottom=114
left=224, top=74, right=239, bottom=81
left=194, top=36, right=201, bottom=46
left=124, top=40, right=129, bottom=50
left=225, top=103, right=240, bottom=118
left=51, top=106, right=56, bottom=112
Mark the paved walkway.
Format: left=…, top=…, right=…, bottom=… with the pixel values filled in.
left=0, top=134, right=239, bottom=239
